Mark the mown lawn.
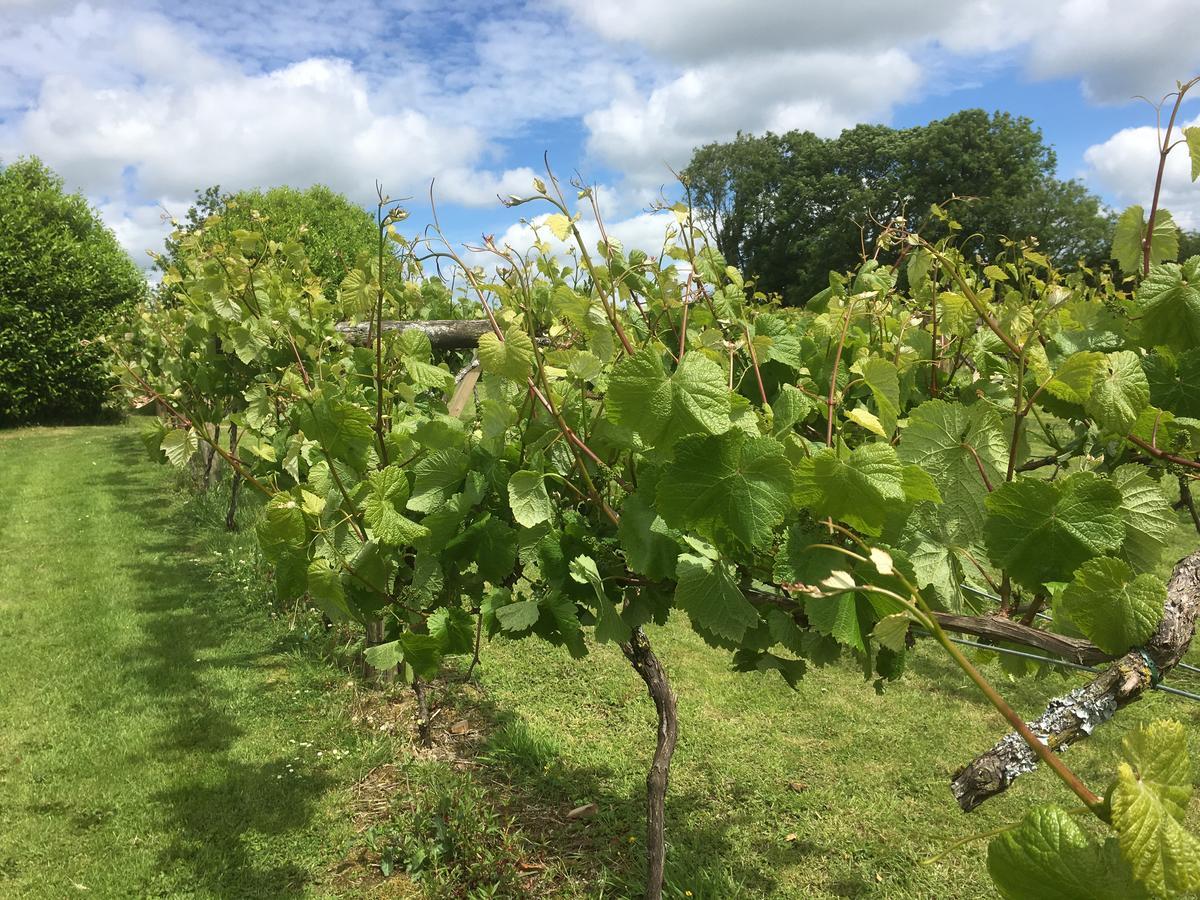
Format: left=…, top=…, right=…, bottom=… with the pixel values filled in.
left=0, top=426, right=391, bottom=898
left=1, top=424, right=1198, bottom=899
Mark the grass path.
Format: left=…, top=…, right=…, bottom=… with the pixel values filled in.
left=0, top=426, right=371, bottom=899
left=2, top=425, right=1199, bottom=899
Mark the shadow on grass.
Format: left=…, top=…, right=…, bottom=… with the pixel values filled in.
left=101, top=431, right=333, bottom=898
left=430, top=675, right=801, bottom=899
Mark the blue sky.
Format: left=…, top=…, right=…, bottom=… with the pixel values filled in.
left=1, top=0, right=1198, bottom=271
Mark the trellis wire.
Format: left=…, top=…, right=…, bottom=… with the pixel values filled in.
left=958, top=582, right=1200, bottom=678
left=930, top=633, right=1200, bottom=703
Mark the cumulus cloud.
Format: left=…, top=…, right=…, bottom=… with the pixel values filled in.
left=1084, top=115, right=1200, bottom=229
left=585, top=48, right=923, bottom=185
left=4, top=0, right=1199, bottom=269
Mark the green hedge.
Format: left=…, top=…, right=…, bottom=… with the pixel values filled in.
left=0, top=157, right=146, bottom=425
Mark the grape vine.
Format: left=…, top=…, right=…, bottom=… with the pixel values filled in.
left=111, top=79, right=1200, bottom=899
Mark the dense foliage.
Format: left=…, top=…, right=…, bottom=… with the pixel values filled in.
left=113, top=82, right=1200, bottom=899
left=160, top=184, right=382, bottom=287
left=683, top=110, right=1113, bottom=304
left=0, top=157, right=146, bottom=425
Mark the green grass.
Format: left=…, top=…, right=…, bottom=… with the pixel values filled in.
left=2, top=424, right=1199, bottom=899
left=465, top=596, right=1200, bottom=897
left=0, top=425, right=392, bottom=898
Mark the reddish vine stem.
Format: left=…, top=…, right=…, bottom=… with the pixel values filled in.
left=1144, top=78, right=1199, bottom=274
left=962, top=441, right=995, bottom=493
left=1128, top=433, right=1200, bottom=471
left=742, top=323, right=769, bottom=407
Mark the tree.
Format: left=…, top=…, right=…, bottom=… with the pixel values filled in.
left=683, top=110, right=1113, bottom=304
left=0, top=156, right=146, bottom=425
left=159, top=184, right=379, bottom=286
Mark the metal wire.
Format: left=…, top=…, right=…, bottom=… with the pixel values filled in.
left=957, top=582, right=1200, bottom=679
left=929, top=632, right=1200, bottom=703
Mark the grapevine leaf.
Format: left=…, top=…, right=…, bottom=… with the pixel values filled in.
left=987, top=806, right=1147, bottom=900
left=160, top=428, right=198, bottom=468
left=794, top=443, right=904, bottom=536
left=298, top=396, right=375, bottom=466
left=901, top=465, right=942, bottom=503
left=495, top=599, right=541, bottom=633
left=731, top=649, right=807, bottom=688
left=306, top=561, right=351, bottom=622
left=539, top=593, right=587, bottom=658
left=1186, top=126, right=1200, bottom=182
left=363, top=641, right=402, bottom=671
left=772, top=521, right=841, bottom=587
left=257, top=496, right=306, bottom=563
left=507, top=470, right=553, bottom=528
left=569, top=555, right=631, bottom=644
left=545, top=213, right=572, bottom=241
left=897, top=399, right=1004, bottom=543
left=1111, top=721, right=1200, bottom=896
left=983, top=473, right=1124, bottom=590
left=770, top=384, right=815, bottom=436
left=872, top=613, right=910, bottom=652
left=805, top=593, right=865, bottom=652
left=860, top=357, right=900, bottom=437
left=478, top=326, right=535, bottom=382
left=363, top=467, right=429, bottom=546
left=1085, top=351, right=1150, bottom=435
left=1145, top=348, right=1200, bottom=418
left=428, top=607, right=476, bottom=654
left=1120, top=720, right=1193, bottom=822
left=674, top=553, right=758, bottom=643
left=618, top=491, right=680, bottom=580
left=1061, top=557, right=1165, bottom=656
left=1112, top=464, right=1175, bottom=573
left=657, top=431, right=793, bottom=549
left=1133, top=257, right=1200, bottom=351
left=845, top=406, right=886, bottom=437
left=407, top=448, right=469, bottom=513
left=606, top=346, right=730, bottom=448
left=397, top=633, right=442, bottom=678
left=1045, top=351, right=1105, bottom=405
left=1113, top=206, right=1179, bottom=275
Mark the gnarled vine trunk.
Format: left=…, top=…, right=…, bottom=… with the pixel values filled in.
left=620, top=627, right=678, bottom=900
left=951, top=550, right=1200, bottom=811
left=224, top=422, right=241, bottom=531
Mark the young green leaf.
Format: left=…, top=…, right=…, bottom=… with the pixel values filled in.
left=988, top=806, right=1147, bottom=900
left=606, top=346, right=731, bottom=447
left=1111, top=721, right=1200, bottom=897
left=507, top=469, right=553, bottom=528
left=983, top=473, right=1124, bottom=590
left=674, top=553, right=759, bottom=643
left=657, top=431, right=793, bottom=549
left=478, top=325, right=535, bottom=382
left=860, top=357, right=900, bottom=437
left=794, top=442, right=904, bottom=536
left=1061, top=557, right=1165, bottom=656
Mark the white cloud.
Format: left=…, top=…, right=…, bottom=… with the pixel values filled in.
left=1083, top=115, right=1200, bottom=229
left=10, top=58, right=481, bottom=205
left=584, top=49, right=923, bottom=185
left=94, top=198, right=182, bottom=263
left=1023, top=0, right=1200, bottom=103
